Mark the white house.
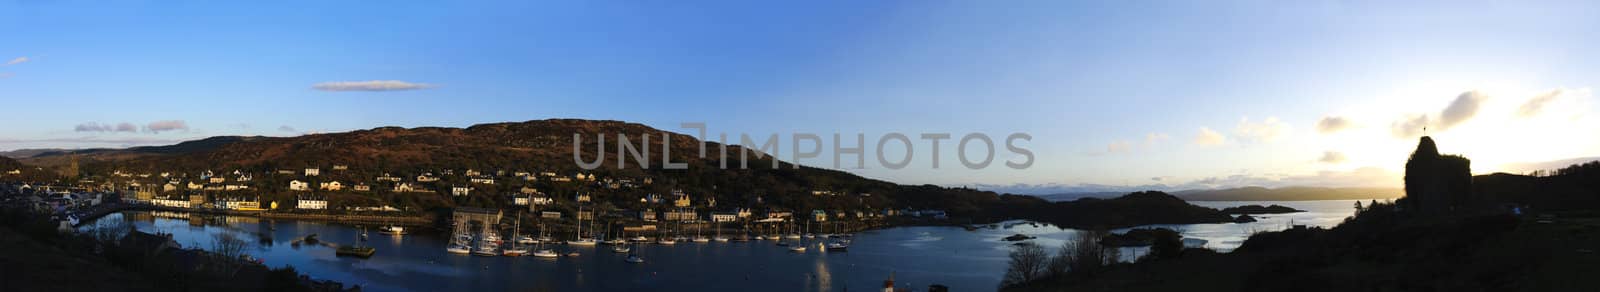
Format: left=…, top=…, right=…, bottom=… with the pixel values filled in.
left=319, top=181, right=344, bottom=191
left=152, top=197, right=191, bottom=208
left=304, top=168, right=321, bottom=176
left=393, top=183, right=418, bottom=193
left=417, top=175, right=439, bottom=182
left=451, top=186, right=472, bottom=196
left=470, top=177, right=495, bottom=185
left=710, top=212, right=738, bottom=223
left=352, top=184, right=371, bottom=192
left=297, top=196, right=327, bottom=210
left=289, top=180, right=309, bottom=191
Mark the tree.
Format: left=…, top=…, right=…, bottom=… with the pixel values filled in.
left=1062, top=229, right=1119, bottom=275
left=1148, top=228, right=1183, bottom=260
left=1001, top=243, right=1050, bottom=288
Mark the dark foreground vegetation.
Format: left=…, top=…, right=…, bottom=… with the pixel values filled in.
left=0, top=205, right=349, bottom=291
left=1000, top=137, right=1600, bottom=291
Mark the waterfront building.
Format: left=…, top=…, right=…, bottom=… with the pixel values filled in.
left=289, top=180, right=310, bottom=191
left=297, top=195, right=327, bottom=210
left=710, top=212, right=738, bottom=223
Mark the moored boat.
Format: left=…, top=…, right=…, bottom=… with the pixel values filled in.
left=337, top=246, right=377, bottom=258
left=532, top=249, right=559, bottom=258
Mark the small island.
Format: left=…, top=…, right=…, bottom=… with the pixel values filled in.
left=1218, top=204, right=1303, bottom=214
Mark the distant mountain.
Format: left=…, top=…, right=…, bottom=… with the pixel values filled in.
left=1174, top=186, right=1402, bottom=201
left=0, top=149, right=66, bottom=159
left=1036, top=186, right=1403, bottom=202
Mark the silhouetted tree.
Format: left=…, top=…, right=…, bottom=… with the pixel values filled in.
left=1002, top=243, right=1050, bottom=288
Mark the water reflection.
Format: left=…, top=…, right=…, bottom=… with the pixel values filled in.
left=78, top=200, right=1357, bottom=291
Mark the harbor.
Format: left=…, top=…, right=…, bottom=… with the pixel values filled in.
left=77, top=199, right=1361, bottom=291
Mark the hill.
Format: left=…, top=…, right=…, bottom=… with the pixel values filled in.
left=23, top=119, right=1231, bottom=227
left=1174, top=186, right=1402, bottom=201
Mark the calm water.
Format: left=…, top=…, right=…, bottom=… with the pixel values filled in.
left=81, top=200, right=1358, bottom=291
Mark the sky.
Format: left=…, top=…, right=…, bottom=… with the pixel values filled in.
left=3, top=1, right=1599, bottom=193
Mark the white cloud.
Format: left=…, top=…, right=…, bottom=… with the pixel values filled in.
left=144, top=120, right=189, bottom=133
left=1194, top=127, right=1226, bottom=146
left=115, top=123, right=138, bottom=132
left=278, top=125, right=297, bottom=132
left=1144, top=133, right=1170, bottom=145
left=1389, top=91, right=1489, bottom=138
left=1315, top=116, right=1352, bottom=134
left=1106, top=140, right=1133, bottom=153
left=4, top=57, right=27, bottom=66
left=76, top=122, right=161, bottom=133
left=1518, top=89, right=1567, bottom=118
left=1439, top=91, right=1486, bottom=129
left=1318, top=151, right=1347, bottom=164
left=312, top=80, right=433, bottom=92
left=74, top=122, right=113, bottom=132
left=1233, top=116, right=1289, bottom=143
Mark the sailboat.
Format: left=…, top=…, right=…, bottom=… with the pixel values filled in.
left=804, top=221, right=814, bottom=239
left=532, top=224, right=559, bottom=258
left=472, top=232, right=500, bottom=256
left=360, top=227, right=369, bottom=241
left=504, top=213, right=530, bottom=256
left=713, top=222, right=730, bottom=242
left=692, top=223, right=710, bottom=243
left=447, top=231, right=472, bottom=254
left=567, top=204, right=597, bottom=246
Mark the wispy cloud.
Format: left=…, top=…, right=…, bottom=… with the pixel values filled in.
left=144, top=120, right=189, bottom=133
left=1315, top=116, right=1352, bottom=134
left=1233, top=116, right=1290, bottom=143
left=312, top=80, right=433, bottom=92
left=1439, top=91, right=1485, bottom=129
left=1106, top=140, right=1133, bottom=153
left=1518, top=89, right=1566, bottom=118
left=4, top=57, right=28, bottom=66
left=277, top=125, right=297, bottom=132
left=1390, top=90, right=1488, bottom=138
left=74, top=122, right=139, bottom=133
left=1194, top=127, right=1226, bottom=146
left=1318, top=151, right=1347, bottom=164
left=0, top=136, right=187, bottom=146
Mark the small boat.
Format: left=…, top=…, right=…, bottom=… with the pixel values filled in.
left=826, top=241, right=849, bottom=251
left=565, top=251, right=581, bottom=257
left=784, top=234, right=801, bottom=239
left=630, top=236, right=650, bottom=242
left=692, top=236, right=710, bottom=243
left=337, top=246, right=376, bottom=258
left=788, top=246, right=807, bottom=253
left=611, top=245, right=631, bottom=253
left=754, top=235, right=766, bottom=240
left=377, top=225, right=407, bottom=235
left=517, top=236, right=537, bottom=245
left=446, top=244, right=472, bottom=254
left=776, top=241, right=790, bottom=247
left=503, top=246, right=529, bottom=256
left=304, top=234, right=320, bottom=244
left=567, top=238, right=598, bottom=246
left=624, top=254, right=645, bottom=263
left=532, top=249, right=559, bottom=258
left=804, top=234, right=815, bottom=239
left=656, top=238, right=677, bottom=245
left=472, top=247, right=499, bottom=256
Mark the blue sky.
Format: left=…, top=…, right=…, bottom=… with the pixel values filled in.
left=3, top=1, right=1599, bottom=193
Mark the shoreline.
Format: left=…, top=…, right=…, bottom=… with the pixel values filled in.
left=76, top=202, right=432, bottom=227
